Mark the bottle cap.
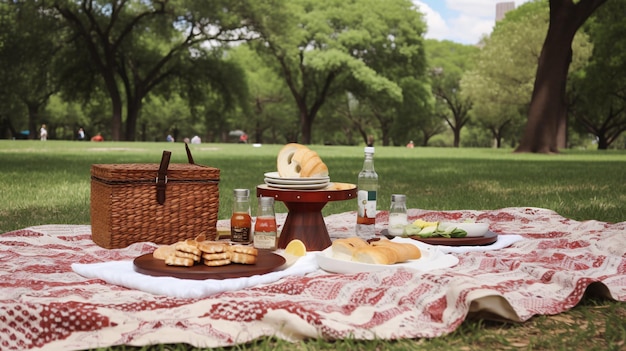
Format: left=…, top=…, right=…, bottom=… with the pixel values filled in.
left=233, top=189, right=250, bottom=197
left=258, top=196, right=274, bottom=206
left=364, top=146, right=375, bottom=154
left=391, top=194, right=406, bottom=202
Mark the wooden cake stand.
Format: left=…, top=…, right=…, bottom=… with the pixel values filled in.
left=256, top=183, right=357, bottom=251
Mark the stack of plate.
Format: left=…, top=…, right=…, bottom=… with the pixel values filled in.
left=264, top=172, right=331, bottom=190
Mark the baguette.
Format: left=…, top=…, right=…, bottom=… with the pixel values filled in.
left=370, top=239, right=421, bottom=262
left=330, top=237, right=422, bottom=265
left=352, top=246, right=398, bottom=265
left=331, top=237, right=369, bottom=261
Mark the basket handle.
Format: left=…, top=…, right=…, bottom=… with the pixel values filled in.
left=156, top=151, right=172, bottom=205
left=185, top=142, right=195, bottom=164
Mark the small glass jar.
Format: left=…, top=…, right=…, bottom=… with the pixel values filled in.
left=231, top=189, right=252, bottom=243
left=254, top=196, right=277, bottom=250
left=388, top=194, right=408, bottom=236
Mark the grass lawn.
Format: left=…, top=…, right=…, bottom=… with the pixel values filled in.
left=0, top=140, right=624, bottom=350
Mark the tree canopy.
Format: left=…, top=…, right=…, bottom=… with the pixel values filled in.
left=1, top=0, right=625, bottom=149
left=247, top=0, right=427, bottom=144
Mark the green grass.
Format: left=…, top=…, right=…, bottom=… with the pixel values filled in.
left=1, top=141, right=624, bottom=232
left=1, top=140, right=625, bottom=350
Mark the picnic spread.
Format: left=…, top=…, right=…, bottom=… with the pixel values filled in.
left=1, top=207, right=625, bottom=351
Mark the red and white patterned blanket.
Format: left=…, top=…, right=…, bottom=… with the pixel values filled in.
left=1, top=207, right=624, bottom=350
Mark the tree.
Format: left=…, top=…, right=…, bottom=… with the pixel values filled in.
left=227, top=45, right=292, bottom=144
left=52, top=0, right=251, bottom=141
left=515, top=0, right=608, bottom=153
left=569, top=0, right=626, bottom=149
left=248, top=0, right=425, bottom=144
left=0, top=1, right=65, bottom=139
left=464, top=0, right=592, bottom=149
left=426, top=40, right=478, bottom=147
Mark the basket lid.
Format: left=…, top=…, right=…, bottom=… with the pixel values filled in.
left=91, top=163, right=220, bottom=181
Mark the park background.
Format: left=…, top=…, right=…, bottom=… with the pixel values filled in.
left=1, top=0, right=625, bottom=151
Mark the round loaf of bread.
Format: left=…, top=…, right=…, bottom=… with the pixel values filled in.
left=277, top=143, right=329, bottom=178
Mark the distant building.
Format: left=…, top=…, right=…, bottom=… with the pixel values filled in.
left=496, top=1, right=515, bottom=21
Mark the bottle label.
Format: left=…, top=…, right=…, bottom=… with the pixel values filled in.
left=231, top=226, right=251, bottom=243
left=357, top=190, right=377, bottom=221
left=254, top=232, right=277, bottom=250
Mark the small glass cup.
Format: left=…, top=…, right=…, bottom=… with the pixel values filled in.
left=388, top=194, right=407, bottom=236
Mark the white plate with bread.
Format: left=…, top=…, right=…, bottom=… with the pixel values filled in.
left=317, top=237, right=458, bottom=274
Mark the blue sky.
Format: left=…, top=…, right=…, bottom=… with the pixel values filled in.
left=413, top=1, right=531, bottom=45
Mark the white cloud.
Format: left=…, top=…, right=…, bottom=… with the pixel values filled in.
left=448, top=14, right=494, bottom=44
left=413, top=1, right=450, bottom=41
left=414, top=0, right=534, bottom=44
left=447, top=0, right=497, bottom=18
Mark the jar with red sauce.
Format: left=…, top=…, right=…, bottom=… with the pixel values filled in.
left=231, top=189, right=252, bottom=243
left=254, top=196, right=277, bottom=250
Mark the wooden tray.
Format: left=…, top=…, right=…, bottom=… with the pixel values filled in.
left=133, top=251, right=286, bottom=280
left=382, top=229, right=498, bottom=246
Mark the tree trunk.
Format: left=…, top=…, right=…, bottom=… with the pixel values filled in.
left=516, top=0, right=608, bottom=153
left=27, top=104, right=38, bottom=141
left=516, top=16, right=575, bottom=153
left=300, top=109, right=312, bottom=144
left=111, top=97, right=123, bottom=141
left=597, top=135, right=608, bottom=150
left=125, top=95, right=142, bottom=142
left=453, top=128, right=460, bottom=147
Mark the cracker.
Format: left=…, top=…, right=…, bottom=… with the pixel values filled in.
left=153, top=245, right=176, bottom=260
left=165, top=255, right=195, bottom=267
left=202, top=252, right=231, bottom=261
left=229, top=245, right=258, bottom=256
left=230, top=252, right=257, bottom=265
left=175, top=250, right=201, bottom=262
left=203, top=259, right=231, bottom=267
left=174, top=242, right=201, bottom=256
left=199, top=242, right=228, bottom=254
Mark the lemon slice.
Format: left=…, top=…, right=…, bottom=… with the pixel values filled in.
left=285, top=239, right=307, bottom=256
left=412, top=219, right=439, bottom=228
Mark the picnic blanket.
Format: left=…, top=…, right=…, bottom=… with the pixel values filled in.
left=1, top=207, right=624, bottom=350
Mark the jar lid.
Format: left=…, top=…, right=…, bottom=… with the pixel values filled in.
left=233, top=188, right=250, bottom=197
left=258, top=196, right=274, bottom=206
left=391, top=194, right=406, bottom=202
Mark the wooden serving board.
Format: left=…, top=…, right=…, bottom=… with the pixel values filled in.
left=133, top=250, right=286, bottom=280
left=382, top=229, right=498, bottom=246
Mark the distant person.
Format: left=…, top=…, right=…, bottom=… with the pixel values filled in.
left=191, top=135, right=201, bottom=144
left=77, top=128, right=85, bottom=141
left=166, top=134, right=175, bottom=142
left=406, top=140, right=414, bottom=148
left=91, top=133, right=104, bottom=142
left=239, top=133, right=248, bottom=143
left=40, top=124, right=48, bottom=141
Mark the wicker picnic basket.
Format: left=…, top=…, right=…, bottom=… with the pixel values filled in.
left=90, top=146, right=220, bottom=249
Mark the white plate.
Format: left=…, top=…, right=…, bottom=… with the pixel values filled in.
left=264, top=177, right=330, bottom=185
left=264, top=171, right=330, bottom=182
left=264, top=181, right=332, bottom=190
left=316, top=237, right=459, bottom=274
left=439, top=222, right=490, bottom=237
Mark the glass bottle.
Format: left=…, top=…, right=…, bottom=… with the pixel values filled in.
left=356, top=146, right=379, bottom=239
left=254, top=196, right=277, bottom=250
left=388, top=194, right=408, bottom=236
left=230, top=189, right=252, bottom=243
